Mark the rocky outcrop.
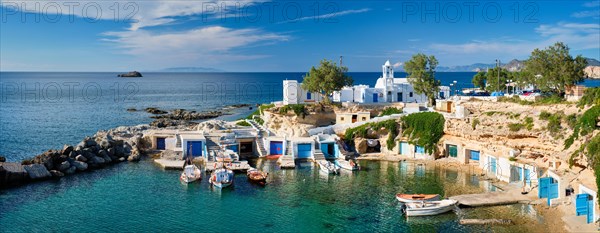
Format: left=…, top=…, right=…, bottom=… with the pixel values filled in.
left=118, top=71, right=142, bottom=77
left=150, top=109, right=222, bottom=121
left=23, top=164, right=51, bottom=180
left=0, top=163, right=27, bottom=188
left=584, top=66, right=600, bottom=79
left=145, top=107, right=168, bottom=114
left=1, top=125, right=154, bottom=188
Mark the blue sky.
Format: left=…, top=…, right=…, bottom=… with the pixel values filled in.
left=1, top=0, right=599, bottom=72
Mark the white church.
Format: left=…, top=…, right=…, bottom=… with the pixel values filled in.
left=283, top=60, right=450, bottom=105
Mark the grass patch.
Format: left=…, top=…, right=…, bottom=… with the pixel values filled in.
left=564, top=105, right=600, bottom=149
left=508, top=123, right=523, bottom=132
left=578, top=87, right=600, bottom=108
left=379, top=107, right=403, bottom=116
left=236, top=120, right=251, bottom=127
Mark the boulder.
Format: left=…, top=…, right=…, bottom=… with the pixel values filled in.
left=75, top=142, right=86, bottom=151
left=57, top=161, right=71, bottom=171
left=64, top=166, right=76, bottom=175
left=0, top=162, right=27, bottom=187
left=83, top=137, right=97, bottom=147
left=89, top=156, right=106, bottom=165
left=61, top=145, right=74, bottom=156
left=49, top=170, right=64, bottom=178
left=71, top=161, right=88, bottom=171
left=127, top=148, right=141, bottom=162
left=75, top=154, right=88, bottom=162
left=100, top=140, right=111, bottom=150
left=107, top=148, right=115, bottom=157
left=0, top=156, right=5, bottom=162
left=23, top=164, right=51, bottom=180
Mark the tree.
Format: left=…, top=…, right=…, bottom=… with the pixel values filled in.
left=524, top=42, right=588, bottom=93
left=404, top=53, right=441, bottom=106
left=301, top=59, right=353, bottom=103
left=472, top=71, right=487, bottom=89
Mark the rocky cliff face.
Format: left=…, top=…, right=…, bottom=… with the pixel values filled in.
left=584, top=66, right=600, bottom=79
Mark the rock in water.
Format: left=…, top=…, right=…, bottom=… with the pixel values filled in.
left=118, top=71, right=142, bottom=77
left=0, top=156, right=6, bottom=162
left=57, top=161, right=71, bottom=171
left=64, top=166, right=76, bottom=175
left=71, top=161, right=88, bottom=171
left=23, top=164, right=51, bottom=180
left=62, top=145, right=74, bottom=156
left=127, top=148, right=141, bottom=162
left=75, top=154, right=88, bottom=162
left=49, top=170, right=64, bottom=178
left=0, top=162, right=27, bottom=187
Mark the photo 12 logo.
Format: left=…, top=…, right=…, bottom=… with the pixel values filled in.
left=0, top=82, right=139, bottom=103
left=1, top=1, right=139, bottom=23
left=400, top=1, right=539, bottom=23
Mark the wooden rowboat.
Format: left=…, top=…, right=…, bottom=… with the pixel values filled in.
left=404, top=199, right=457, bottom=216
left=180, top=164, right=202, bottom=183
left=395, top=194, right=441, bottom=203
left=247, top=169, right=267, bottom=185
left=265, top=154, right=282, bottom=160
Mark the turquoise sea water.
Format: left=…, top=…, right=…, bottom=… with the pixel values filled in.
left=0, top=160, right=549, bottom=232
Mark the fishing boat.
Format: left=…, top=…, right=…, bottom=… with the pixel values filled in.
left=247, top=168, right=268, bottom=185
left=395, top=194, right=441, bottom=203
left=335, top=159, right=360, bottom=171
left=180, top=164, right=202, bottom=183
left=265, top=154, right=282, bottom=160
left=209, top=166, right=234, bottom=188
left=180, top=145, right=202, bottom=183
left=318, top=160, right=340, bottom=175
left=404, top=199, right=458, bottom=217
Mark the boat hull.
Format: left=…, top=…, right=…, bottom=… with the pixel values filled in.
left=265, top=154, right=282, bottom=160
left=405, top=200, right=457, bottom=217
left=180, top=165, right=202, bottom=184
left=396, top=194, right=441, bottom=203
left=209, top=168, right=234, bottom=188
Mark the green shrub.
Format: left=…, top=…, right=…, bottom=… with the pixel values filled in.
left=236, top=121, right=251, bottom=127
left=539, top=111, right=552, bottom=120
left=508, top=123, right=523, bottom=131
left=401, top=112, right=445, bottom=154
left=379, top=107, right=403, bottom=116
left=509, top=157, right=517, bottom=161
left=279, top=104, right=308, bottom=118
left=243, top=103, right=274, bottom=121
left=564, top=105, right=600, bottom=149
left=472, top=118, right=480, bottom=130
left=524, top=117, right=534, bottom=130
left=566, top=114, right=578, bottom=129
left=578, top=87, right=600, bottom=108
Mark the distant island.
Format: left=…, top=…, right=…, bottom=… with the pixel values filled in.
left=161, top=67, right=224, bottom=72
left=118, top=71, right=143, bottom=77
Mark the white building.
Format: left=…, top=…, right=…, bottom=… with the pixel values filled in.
left=283, top=60, right=449, bottom=105
left=332, top=60, right=449, bottom=104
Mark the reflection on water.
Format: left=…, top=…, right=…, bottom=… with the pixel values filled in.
left=0, top=160, right=551, bottom=232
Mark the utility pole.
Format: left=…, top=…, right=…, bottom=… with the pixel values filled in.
left=496, top=59, right=500, bottom=93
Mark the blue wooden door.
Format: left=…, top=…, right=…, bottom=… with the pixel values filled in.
left=470, top=150, right=480, bottom=161
left=297, top=144, right=312, bottom=158
left=373, top=93, right=378, bottom=102
left=186, top=141, right=203, bottom=157
left=576, top=194, right=594, bottom=224
left=157, top=138, right=166, bottom=150
left=270, top=141, right=283, bottom=155
left=539, top=177, right=559, bottom=205
left=415, top=146, right=425, bottom=154
left=488, top=157, right=497, bottom=173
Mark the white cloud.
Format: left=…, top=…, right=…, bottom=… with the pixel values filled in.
left=583, top=1, right=600, bottom=7
left=281, top=8, right=371, bottom=23
left=102, top=26, right=288, bottom=67
left=429, top=22, right=600, bottom=57
left=392, top=62, right=403, bottom=68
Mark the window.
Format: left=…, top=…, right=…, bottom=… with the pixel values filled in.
left=409, top=92, right=413, bottom=97
left=415, top=146, right=425, bottom=154
left=340, top=117, right=345, bottom=121
left=447, top=145, right=457, bottom=157
left=362, top=117, right=366, bottom=121
left=307, top=92, right=311, bottom=100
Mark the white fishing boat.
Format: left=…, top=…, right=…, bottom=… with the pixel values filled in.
left=209, top=167, right=234, bottom=188
left=335, top=159, right=360, bottom=171
left=318, top=160, right=340, bottom=175
left=180, top=164, right=202, bottom=183
left=404, top=199, right=458, bottom=217
left=395, top=194, right=441, bottom=203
